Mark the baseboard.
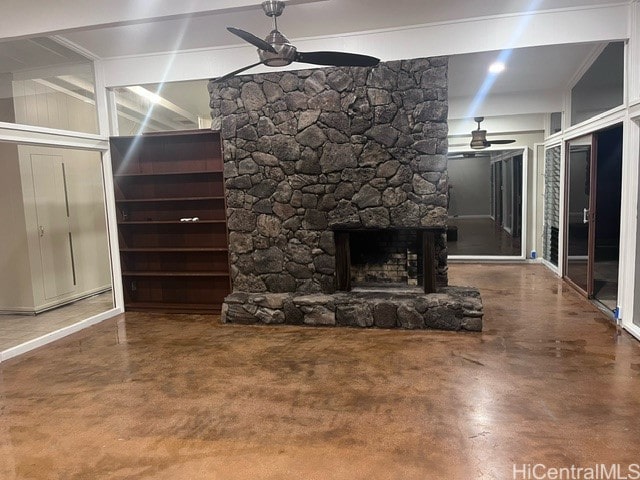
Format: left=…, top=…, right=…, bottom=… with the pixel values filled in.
left=0, top=286, right=112, bottom=315
left=0, top=307, right=123, bottom=363
left=623, top=322, right=640, bottom=342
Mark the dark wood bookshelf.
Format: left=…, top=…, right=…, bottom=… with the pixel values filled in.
left=124, top=302, right=221, bottom=314
left=110, top=130, right=230, bottom=313
left=122, top=271, right=230, bottom=277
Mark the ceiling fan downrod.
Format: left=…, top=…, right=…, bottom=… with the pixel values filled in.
left=262, top=1, right=285, bottom=18
left=262, top=0, right=285, bottom=31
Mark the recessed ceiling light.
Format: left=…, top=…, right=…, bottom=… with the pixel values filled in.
left=489, top=62, right=505, bottom=74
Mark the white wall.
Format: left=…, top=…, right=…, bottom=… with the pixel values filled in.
left=19, top=145, right=112, bottom=310
left=625, top=3, right=640, bottom=338
left=0, top=144, right=34, bottom=311
left=0, top=145, right=111, bottom=313
left=12, top=79, right=98, bottom=134
left=630, top=2, right=640, bottom=105
left=532, top=144, right=546, bottom=258
left=64, top=149, right=112, bottom=295
left=0, top=74, right=16, bottom=123
left=449, top=93, right=562, bottom=120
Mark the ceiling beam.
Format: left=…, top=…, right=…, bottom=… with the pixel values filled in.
left=125, top=86, right=199, bottom=124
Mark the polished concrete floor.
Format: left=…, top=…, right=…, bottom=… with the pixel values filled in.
left=447, top=217, right=521, bottom=256
left=567, top=259, right=619, bottom=311
left=0, top=264, right=639, bottom=479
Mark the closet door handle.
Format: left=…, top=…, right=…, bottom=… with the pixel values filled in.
left=39, top=225, right=45, bottom=237
left=583, top=208, right=589, bottom=224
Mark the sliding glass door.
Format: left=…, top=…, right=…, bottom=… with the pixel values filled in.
left=564, top=124, right=623, bottom=308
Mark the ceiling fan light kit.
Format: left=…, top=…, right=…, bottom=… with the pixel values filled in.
left=470, top=128, right=488, bottom=149
left=469, top=116, right=516, bottom=149
left=215, top=0, right=380, bottom=82
left=259, top=29, right=296, bottom=67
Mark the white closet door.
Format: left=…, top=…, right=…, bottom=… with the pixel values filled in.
left=31, top=154, right=76, bottom=299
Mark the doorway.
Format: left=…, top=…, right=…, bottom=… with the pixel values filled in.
left=0, top=144, right=114, bottom=355
left=31, top=154, right=76, bottom=300
left=447, top=149, right=525, bottom=257
left=564, top=124, right=622, bottom=310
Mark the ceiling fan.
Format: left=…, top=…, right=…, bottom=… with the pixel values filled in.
left=213, top=0, right=380, bottom=83
left=447, top=152, right=491, bottom=159
left=470, top=117, right=516, bottom=149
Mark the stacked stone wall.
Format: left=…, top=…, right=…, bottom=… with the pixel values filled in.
left=209, top=57, right=449, bottom=294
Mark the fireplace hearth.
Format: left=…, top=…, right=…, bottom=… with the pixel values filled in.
left=210, top=57, right=483, bottom=331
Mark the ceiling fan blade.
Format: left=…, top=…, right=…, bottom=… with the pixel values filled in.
left=295, top=51, right=380, bottom=67
left=449, top=153, right=490, bottom=159
left=487, top=139, right=516, bottom=145
left=212, top=61, right=266, bottom=83
left=227, top=27, right=278, bottom=54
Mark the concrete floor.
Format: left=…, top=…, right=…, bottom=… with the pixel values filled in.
left=0, top=264, right=639, bottom=479
left=447, top=217, right=521, bottom=256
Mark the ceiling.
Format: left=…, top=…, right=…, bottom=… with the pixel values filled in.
left=448, top=43, right=600, bottom=99
left=133, top=40, right=609, bottom=125
left=0, top=0, right=625, bottom=129
left=55, top=0, right=624, bottom=59
left=0, top=37, right=90, bottom=74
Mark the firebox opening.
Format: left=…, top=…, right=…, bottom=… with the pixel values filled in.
left=349, top=230, right=424, bottom=288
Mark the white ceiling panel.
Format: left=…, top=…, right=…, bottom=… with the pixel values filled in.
left=448, top=42, right=601, bottom=98
left=56, top=0, right=626, bottom=58
left=0, top=38, right=91, bottom=74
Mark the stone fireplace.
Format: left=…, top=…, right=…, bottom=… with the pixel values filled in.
left=347, top=229, right=422, bottom=286
left=333, top=228, right=448, bottom=292
left=209, top=57, right=483, bottom=331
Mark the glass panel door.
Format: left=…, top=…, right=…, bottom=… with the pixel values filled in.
left=592, top=124, right=623, bottom=311
left=512, top=155, right=523, bottom=238
left=503, top=158, right=513, bottom=234
left=494, top=161, right=503, bottom=227
left=565, top=135, right=594, bottom=294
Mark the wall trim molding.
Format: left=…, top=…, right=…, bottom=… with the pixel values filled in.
left=0, top=122, right=108, bottom=150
